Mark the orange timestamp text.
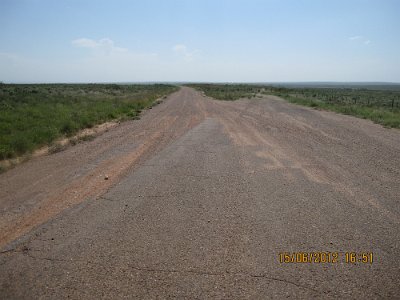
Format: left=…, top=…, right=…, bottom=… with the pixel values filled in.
left=279, top=252, right=373, bottom=264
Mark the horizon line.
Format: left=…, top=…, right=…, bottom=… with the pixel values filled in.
left=2, top=81, right=400, bottom=85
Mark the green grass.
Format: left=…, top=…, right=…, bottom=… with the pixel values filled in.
left=187, top=83, right=400, bottom=129
left=187, top=83, right=260, bottom=100
left=0, top=84, right=178, bottom=160
left=280, top=94, right=400, bottom=128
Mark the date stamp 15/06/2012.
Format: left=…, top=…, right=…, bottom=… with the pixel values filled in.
left=279, top=252, right=373, bottom=264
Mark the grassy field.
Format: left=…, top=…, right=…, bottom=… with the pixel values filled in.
left=0, top=84, right=177, bottom=161
left=187, top=84, right=261, bottom=100
left=187, top=83, right=400, bottom=128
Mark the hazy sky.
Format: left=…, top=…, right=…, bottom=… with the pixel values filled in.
left=1, top=0, right=399, bottom=83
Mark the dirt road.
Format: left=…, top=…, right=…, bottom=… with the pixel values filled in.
left=1, top=87, right=399, bottom=298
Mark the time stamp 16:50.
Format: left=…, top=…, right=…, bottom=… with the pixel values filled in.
left=279, top=252, right=374, bottom=264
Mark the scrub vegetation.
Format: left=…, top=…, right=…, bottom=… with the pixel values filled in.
left=188, top=83, right=400, bottom=128
left=0, top=84, right=177, bottom=160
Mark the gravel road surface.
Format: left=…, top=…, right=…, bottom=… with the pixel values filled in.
left=1, top=87, right=399, bottom=299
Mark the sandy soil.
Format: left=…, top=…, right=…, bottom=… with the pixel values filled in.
left=0, top=88, right=207, bottom=248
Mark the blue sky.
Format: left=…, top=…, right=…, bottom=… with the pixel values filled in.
left=0, top=0, right=399, bottom=83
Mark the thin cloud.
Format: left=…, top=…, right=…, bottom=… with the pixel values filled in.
left=0, top=52, right=19, bottom=59
left=349, top=36, right=371, bottom=45
left=72, top=38, right=127, bottom=54
left=172, top=44, right=199, bottom=61
left=349, top=36, right=362, bottom=40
